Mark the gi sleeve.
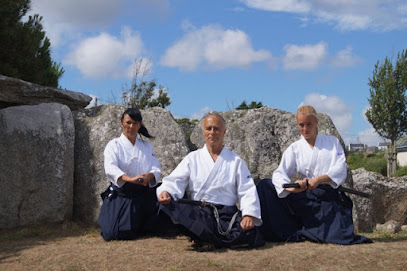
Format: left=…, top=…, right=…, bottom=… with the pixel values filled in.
left=145, top=141, right=161, bottom=187
left=236, top=160, right=263, bottom=226
left=104, top=141, right=126, bottom=187
left=272, top=144, right=297, bottom=198
left=156, top=155, right=191, bottom=200
left=325, top=137, right=347, bottom=188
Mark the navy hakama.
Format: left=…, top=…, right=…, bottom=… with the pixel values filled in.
left=98, top=183, right=174, bottom=241
left=159, top=200, right=264, bottom=248
left=257, top=179, right=372, bottom=245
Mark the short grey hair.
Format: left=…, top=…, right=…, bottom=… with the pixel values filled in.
left=202, top=111, right=226, bottom=128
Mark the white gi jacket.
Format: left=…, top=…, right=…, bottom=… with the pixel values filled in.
left=104, top=133, right=161, bottom=188
left=273, top=134, right=347, bottom=198
left=157, top=144, right=262, bottom=226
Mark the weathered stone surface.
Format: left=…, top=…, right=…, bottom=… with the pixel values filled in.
left=0, top=103, right=74, bottom=229
left=141, top=107, right=191, bottom=178
left=0, top=75, right=92, bottom=110
left=351, top=168, right=407, bottom=232
left=73, top=104, right=189, bottom=223
left=190, top=107, right=347, bottom=182
left=376, top=220, right=401, bottom=234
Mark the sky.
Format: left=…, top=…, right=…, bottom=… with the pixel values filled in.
left=27, top=0, right=407, bottom=147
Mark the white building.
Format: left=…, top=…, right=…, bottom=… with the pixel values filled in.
left=378, top=142, right=388, bottom=151
left=396, top=141, right=407, bottom=167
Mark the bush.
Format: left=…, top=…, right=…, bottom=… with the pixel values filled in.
left=393, top=166, right=407, bottom=177
left=347, top=152, right=387, bottom=176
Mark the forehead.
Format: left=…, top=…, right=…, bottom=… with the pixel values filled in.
left=122, top=114, right=139, bottom=122
left=203, top=115, right=225, bottom=127
left=296, top=114, right=317, bottom=123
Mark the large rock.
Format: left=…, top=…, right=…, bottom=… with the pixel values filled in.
left=73, top=104, right=189, bottom=223
left=0, top=75, right=92, bottom=111
left=351, top=168, right=407, bottom=232
left=0, top=103, right=74, bottom=229
left=190, top=107, right=347, bottom=182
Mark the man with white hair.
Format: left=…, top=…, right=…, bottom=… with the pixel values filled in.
left=157, top=112, right=264, bottom=251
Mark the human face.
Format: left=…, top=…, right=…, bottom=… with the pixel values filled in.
left=203, top=115, right=226, bottom=150
left=121, top=114, right=141, bottom=143
left=296, top=114, right=318, bottom=142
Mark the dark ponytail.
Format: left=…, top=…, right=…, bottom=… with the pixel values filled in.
left=121, top=107, right=154, bottom=138
left=138, top=125, right=154, bottom=138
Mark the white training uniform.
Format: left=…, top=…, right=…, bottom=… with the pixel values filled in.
left=272, top=134, right=347, bottom=198
left=156, top=144, right=262, bottom=226
left=104, top=133, right=161, bottom=188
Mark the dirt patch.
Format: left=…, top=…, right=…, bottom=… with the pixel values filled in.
left=1, top=224, right=407, bottom=271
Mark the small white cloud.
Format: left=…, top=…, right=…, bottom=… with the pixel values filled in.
left=300, top=93, right=352, bottom=134
left=160, top=24, right=271, bottom=71
left=283, top=42, right=327, bottom=70
left=190, top=106, right=213, bottom=120
left=358, top=128, right=387, bottom=147
left=331, top=46, right=362, bottom=67
left=241, top=0, right=310, bottom=13
left=64, top=27, right=144, bottom=79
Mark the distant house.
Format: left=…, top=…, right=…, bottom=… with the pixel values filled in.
left=366, top=146, right=378, bottom=153
left=348, top=143, right=366, bottom=151
left=396, top=141, right=407, bottom=167
left=378, top=142, right=388, bottom=151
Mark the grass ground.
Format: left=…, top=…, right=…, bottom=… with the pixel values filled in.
left=1, top=222, right=407, bottom=271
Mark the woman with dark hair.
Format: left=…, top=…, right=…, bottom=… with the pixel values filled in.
left=97, top=108, right=170, bottom=241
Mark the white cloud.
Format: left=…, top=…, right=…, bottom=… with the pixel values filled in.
left=160, top=24, right=271, bottom=71
left=241, top=0, right=311, bottom=13
left=330, top=46, right=362, bottom=67
left=190, top=106, right=213, bottom=120
left=240, top=0, right=407, bottom=31
left=283, top=42, right=327, bottom=70
left=29, top=0, right=171, bottom=27
left=29, top=0, right=169, bottom=47
left=64, top=27, right=144, bottom=79
left=358, top=128, right=387, bottom=147
left=300, top=93, right=352, bottom=134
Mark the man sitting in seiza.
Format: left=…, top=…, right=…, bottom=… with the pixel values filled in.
left=157, top=112, right=264, bottom=250
left=257, top=105, right=372, bottom=245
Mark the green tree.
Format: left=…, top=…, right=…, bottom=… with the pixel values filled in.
left=365, top=49, right=407, bottom=177
left=0, top=0, right=64, bottom=87
left=236, top=100, right=263, bottom=110
left=121, top=58, right=171, bottom=109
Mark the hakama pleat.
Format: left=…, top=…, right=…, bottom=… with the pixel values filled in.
left=257, top=178, right=372, bottom=245
left=97, top=183, right=174, bottom=241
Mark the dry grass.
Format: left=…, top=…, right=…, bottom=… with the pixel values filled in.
left=1, top=222, right=407, bottom=271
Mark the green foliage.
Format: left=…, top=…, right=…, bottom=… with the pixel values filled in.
left=175, top=118, right=199, bottom=125
left=122, top=58, right=171, bottom=109
left=366, top=50, right=407, bottom=142
left=347, top=152, right=387, bottom=176
left=0, top=0, right=64, bottom=87
left=236, top=100, right=263, bottom=110
left=394, top=166, right=407, bottom=177
left=365, top=49, right=407, bottom=176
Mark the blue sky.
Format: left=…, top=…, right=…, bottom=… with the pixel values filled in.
left=28, top=0, right=407, bottom=146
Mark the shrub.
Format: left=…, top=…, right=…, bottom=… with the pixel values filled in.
left=393, top=166, right=407, bottom=177
left=347, top=152, right=387, bottom=176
